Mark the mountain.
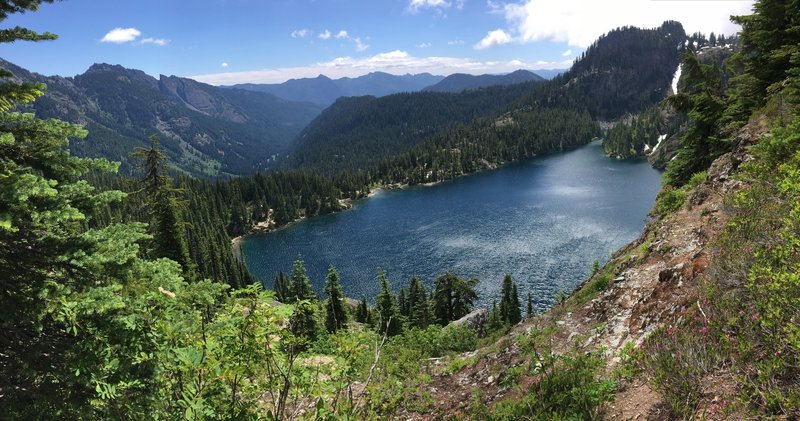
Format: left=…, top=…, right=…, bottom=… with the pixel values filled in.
left=541, top=21, right=686, bottom=120
left=422, top=69, right=545, bottom=93
left=285, top=21, right=686, bottom=174
left=284, top=81, right=543, bottom=173
left=5, top=60, right=323, bottom=177
left=230, top=72, right=444, bottom=106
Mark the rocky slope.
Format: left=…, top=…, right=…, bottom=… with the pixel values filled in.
left=398, top=121, right=764, bottom=419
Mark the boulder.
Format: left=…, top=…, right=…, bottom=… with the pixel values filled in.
left=449, top=308, right=488, bottom=333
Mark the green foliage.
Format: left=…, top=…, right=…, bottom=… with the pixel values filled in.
left=324, top=265, right=348, bottom=333
left=653, top=185, right=687, bottom=215
left=603, top=105, right=682, bottom=159
left=663, top=51, right=730, bottom=187
left=486, top=331, right=616, bottom=420
left=499, top=274, right=522, bottom=325
left=407, top=276, right=431, bottom=328
left=728, top=0, right=800, bottom=118
left=637, top=316, right=720, bottom=418
left=432, top=272, right=478, bottom=326
left=374, top=270, right=403, bottom=337
left=355, top=296, right=371, bottom=325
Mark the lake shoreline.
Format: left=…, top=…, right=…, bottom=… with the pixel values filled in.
left=231, top=140, right=608, bottom=258
left=238, top=139, right=663, bottom=307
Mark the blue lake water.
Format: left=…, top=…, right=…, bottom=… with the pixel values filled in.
left=242, top=141, right=662, bottom=310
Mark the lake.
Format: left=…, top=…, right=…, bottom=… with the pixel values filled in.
left=241, top=141, right=662, bottom=310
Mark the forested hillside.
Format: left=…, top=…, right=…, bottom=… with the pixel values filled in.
left=284, top=82, right=542, bottom=172
left=422, top=69, right=544, bottom=93
left=4, top=59, right=322, bottom=177
left=286, top=21, right=685, bottom=175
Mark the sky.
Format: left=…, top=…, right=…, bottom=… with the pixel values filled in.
left=1, top=0, right=754, bottom=85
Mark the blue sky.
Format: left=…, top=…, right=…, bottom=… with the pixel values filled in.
left=1, top=0, right=753, bottom=84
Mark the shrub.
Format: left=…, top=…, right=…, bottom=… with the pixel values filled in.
left=637, top=309, right=720, bottom=418
left=653, top=186, right=687, bottom=215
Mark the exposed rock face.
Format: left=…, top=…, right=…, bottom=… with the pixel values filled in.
left=647, top=131, right=681, bottom=169
left=159, top=75, right=247, bottom=122
left=449, top=308, right=488, bottom=332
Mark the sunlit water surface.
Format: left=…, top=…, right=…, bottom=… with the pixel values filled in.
left=242, top=141, right=662, bottom=310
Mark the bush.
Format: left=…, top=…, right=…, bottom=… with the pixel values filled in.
left=653, top=186, right=687, bottom=215
left=637, top=307, right=720, bottom=418
left=484, top=330, right=616, bottom=419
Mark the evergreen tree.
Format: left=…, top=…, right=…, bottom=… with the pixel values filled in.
left=286, top=259, right=317, bottom=342
left=398, top=287, right=408, bottom=318
left=730, top=0, right=800, bottom=114
left=355, top=296, right=371, bottom=325
left=374, top=271, right=403, bottom=336
left=324, top=265, right=348, bottom=333
left=488, top=299, right=502, bottom=331
left=499, top=274, right=522, bottom=325
left=664, top=51, right=728, bottom=187
left=132, top=135, right=194, bottom=278
left=273, top=270, right=290, bottom=302
left=432, top=272, right=478, bottom=325
left=408, top=276, right=430, bottom=328
left=0, top=5, right=192, bottom=415
left=289, top=258, right=316, bottom=302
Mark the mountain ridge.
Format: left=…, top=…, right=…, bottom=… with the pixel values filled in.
left=230, top=71, right=444, bottom=106
left=4, top=59, right=323, bottom=177
left=422, top=69, right=545, bottom=93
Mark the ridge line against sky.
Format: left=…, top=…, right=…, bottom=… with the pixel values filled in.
left=1, top=0, right=753, bottom=85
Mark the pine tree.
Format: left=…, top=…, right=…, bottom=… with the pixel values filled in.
left=356, top=296, right=371, bottom=325
left=499, top=274, right=522, bottom=325
left=0, top=4, right=190, bottom=415
left=488, top=299, right=502, bottom=331
left=408, top=276, right=430, bottom=328
left=289, top=258, right=316, bottom=302
left=132, top=135, right=194, bottom=279
left=273, top=270, right=290, bottom=302
left=432, top=272, right=478, bottom=325
left=398, top=287, right=408, bottom=318
left=374, top=271, right=403, bottom=336
left=324, top=265, right=348, bottom=333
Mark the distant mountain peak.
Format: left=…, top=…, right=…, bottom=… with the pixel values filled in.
left=422, top=69, right=544, bottom=93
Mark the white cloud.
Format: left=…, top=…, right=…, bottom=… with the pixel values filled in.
left=101, top=27, right=141, bottom=43
left=319, top=29, right=332, bottom=40
left=140, top=37, right=168, bottom=46
left=561, top=49, right=572, bottom=57
left=335, top=30, right=349, bottom=39
left=291, top=29, right=311, bottom=38
left=502, top=0, right=754, bottom=48
left=190, top=50, right=572, bottom=85
left=408, top=0, right=452, bottom=13
left=354, top=37, right=369, bottom=52
left=418, top=42, right=432, bottom=48
left=474, top=29, right=512, bottom=49
left=221, top=62, right=229, bottom=68
left=447, top=39, right=464, bottom=45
